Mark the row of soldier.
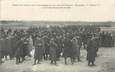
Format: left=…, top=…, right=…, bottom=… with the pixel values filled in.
left=0, top=26, right=105, bottom=66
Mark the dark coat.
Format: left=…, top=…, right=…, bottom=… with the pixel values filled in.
left=15, top=40, right=25, bottom=58
left=34, top=38, right=44, bottom=59
left=0, top=39, right=4, bottom=58
left=49, top=40, right=57, bottom=61
left=63, top=38, right=73, bottom=58
left=5, top=38, right=12, bottom=56
left=55, top=38, right=63, bottom=55
left=71, top=38, right=80, bottom=58
left=43, top=36, right=50, bottom=54
left=9, top=37, right=18, bottom=58
left=87, top=38, right=98, bottom=61
left=0, top=38, right=9, bottom=57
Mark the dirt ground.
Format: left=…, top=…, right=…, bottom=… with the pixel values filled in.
left=0, top=48, right=115, bottom=72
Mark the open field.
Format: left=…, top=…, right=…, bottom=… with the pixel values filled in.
left=0, top=48, right=115, bottom=72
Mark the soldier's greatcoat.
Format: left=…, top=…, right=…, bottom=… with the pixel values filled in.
left=63, top=38, right=73, bottom=58
left=34, top=38, right=44, bottom=60
left=0, top=39, right=4, bottom=59
left=71, top=37, right=80, bottom=58
left=87, top=38, right=98, bottom=62
left=15, top=39, right=25, bottom=58
left=49, top=40, right=57, bottom=61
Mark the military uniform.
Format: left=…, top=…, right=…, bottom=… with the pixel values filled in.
left=0, top=38, right=4, bottom=63
left=34, top=37, right=44, bottom=64
left=49, top=38, right=57, bottom=64
left=71, top=37, right=81, bottom=62
left=63, top=37, right=74, bottom=64
left=87, top=37, right=98, bottom=66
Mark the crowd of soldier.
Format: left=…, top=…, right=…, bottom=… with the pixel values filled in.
left=0, top=25, right=114, bottom=66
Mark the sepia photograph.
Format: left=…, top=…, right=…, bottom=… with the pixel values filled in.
left=0, top=21, right=115, bottom=72
left=0, top=0, right=115, bottom=72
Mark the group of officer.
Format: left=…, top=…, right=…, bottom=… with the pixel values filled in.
left=0, top=25, right=114, bottom=66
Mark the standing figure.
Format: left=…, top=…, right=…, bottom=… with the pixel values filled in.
left=15, top=38, right=25, bottom=64
left=87, top=36, right=98, bottom=66
left=55, top=36, right=63, bottom=60
left=63, top=37, right=74, bottom=64
left=71, top=36, right=81, bottom=62
left=49, top=38, right=57, bottom=65
left=27, top=35, right=33, bottom=57
left=33, top=36, right=44, bottom=65
left=0, top=38, right=4, bottom=64
left=43, top=36, right=50, bottom=60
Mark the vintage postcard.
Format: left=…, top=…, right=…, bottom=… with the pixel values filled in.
left=0, top=0, right=115, bottom=72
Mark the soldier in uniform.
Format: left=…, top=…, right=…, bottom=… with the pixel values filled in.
left=63, top=35, right=74, bottom=64
left=55, top=35, right=63, bottom=60
left=71, top=36, right=81, bottom=62
left=4, top=36, right=11, bottom=60
left=49, top=38, right=57, bottom=65
left=0, top=28, right=6, bottom=64
left=43, top=35, right=50, bottom=60
left=27, top=35, right=33, bottom=57
left=86, top=35, right=98, bottom=66
left=9, top=36, right=17, bottom=60
left=15, top=37, right=25, bottom=64
left=33, top=36, right=44, bottom=65
left=0, top=38, right=4, bottom=64
left=81, top=32, right=87, bottom=49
